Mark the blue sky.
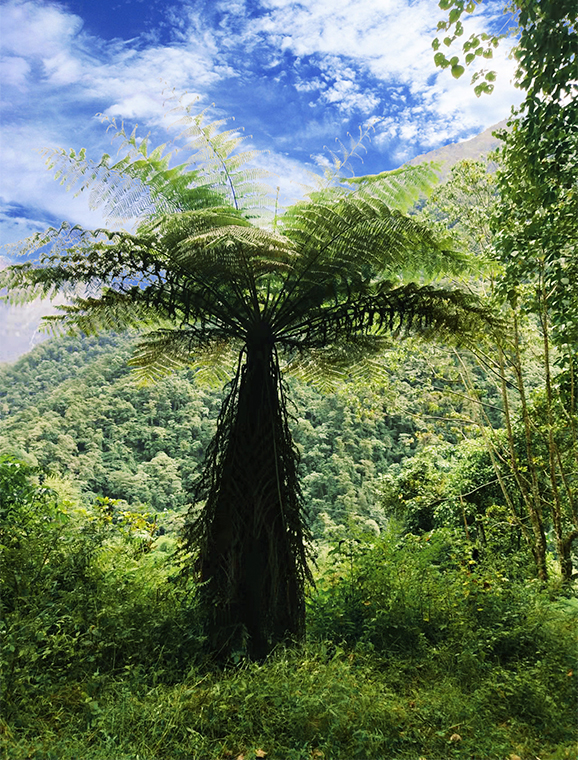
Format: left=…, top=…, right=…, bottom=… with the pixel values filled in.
left=0, top=0, right=522, bottom=358
left=0, top=0, right=523, bottom=242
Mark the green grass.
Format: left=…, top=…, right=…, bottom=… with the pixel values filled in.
left=2, top=641, right=576, bottom=760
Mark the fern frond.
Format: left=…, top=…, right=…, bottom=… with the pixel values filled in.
left=279, top=282, right=496, bottom=349
left=297, top=123, right=376, bottom=200
left=173, top=226, right=295, bottom=278
left=169, top=101, right=273, bottom=212
left=139, top=207, right=251, bottom=241
left=0, top=223, right=116, bottom=304
left=189, top=340, right=240, bottom=387
left=271, top=192, right=467, bottom=333
left=39, top=287, right=166, bottom=337
left=282, top=347, right=348, bottom=392
left=282, top=334, right=392, bottom=392
left=281, top=191, right=462, bottom=282
left=128, top=326, right=239, bottom=385
left=345, top=163, right=440, bottom=212
left=44, top=124, right=225, bottom=224
left=43, top=103, right=274, bottom=224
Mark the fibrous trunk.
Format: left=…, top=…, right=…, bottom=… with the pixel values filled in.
left=183, top=342, right=311, bottom=661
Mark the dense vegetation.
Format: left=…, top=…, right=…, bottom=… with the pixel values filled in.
left=1, top=0, right=577, bottom=754
left=0, top=330, right=490, bottom=539
left=1, top=452, right=576, bottom=760
left=1, top=317, right=576, bottom=758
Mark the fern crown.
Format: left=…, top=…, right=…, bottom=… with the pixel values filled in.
left=1, top=97, right=488, bottom=387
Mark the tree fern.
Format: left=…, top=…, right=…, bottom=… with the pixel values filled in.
left=1, top=101, right=498, bottom=661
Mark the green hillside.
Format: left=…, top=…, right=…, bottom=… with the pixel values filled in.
left=0, top=331, right=460, bottom=539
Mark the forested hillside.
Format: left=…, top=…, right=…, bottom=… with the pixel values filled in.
left=0, top=329, right=480, bottom=539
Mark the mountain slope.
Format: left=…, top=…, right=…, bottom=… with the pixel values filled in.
left=405, top=119, right=507, bottom=179
left=0, top=332, right=422, bottom=536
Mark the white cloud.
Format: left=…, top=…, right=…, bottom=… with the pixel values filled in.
left=320, top=77, right=380, bottom=114
left=0, top=56, right=30, bottom=88
left=294, top=78, right=323, bottom=93
left=95, top=46, right=226, bottom=120
left=0, top=0, right=523, bottom=247
left=0, top=0, right=83, bottom=59
left=42, top=50, right=83, bottom=85
left=253, top=0, right=521, bottom=137
left=0, top=1, right=228, bottom=120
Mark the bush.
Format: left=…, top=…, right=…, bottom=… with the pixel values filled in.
left=307, top=524, right=578, bottom=672
left=1, top=458, right=576, bottom=760
left=0, top=456, right=203, bottom=721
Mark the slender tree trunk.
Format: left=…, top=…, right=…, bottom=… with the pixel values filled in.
left=538, top=283, right=578, bottom=582
left=508, top=313, right=549, bottom=581
left=458, top=337, right=548, bottom=581
left=184, top=339, right=311, bottom=661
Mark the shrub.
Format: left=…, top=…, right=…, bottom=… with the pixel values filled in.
left=0, top=456, right=203, bottom=721
left=307, top=525, right=577, bottom=673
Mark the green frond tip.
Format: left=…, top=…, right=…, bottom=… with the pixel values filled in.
left=40, top=103, right=273, bottom=225
left=168, top=102, right=274, bottom=212
left=344, top=163, right=441, bottom=212
left=128, top=328, right=239, bottom=387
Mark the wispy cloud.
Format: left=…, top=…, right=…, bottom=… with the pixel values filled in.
left=1, top=0, right=522, bottom=245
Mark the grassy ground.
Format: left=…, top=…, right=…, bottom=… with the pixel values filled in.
left=1, top=639, right=576, bottom=760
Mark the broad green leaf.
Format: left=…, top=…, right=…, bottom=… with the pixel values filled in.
left=434, top=52, right=449, bottom=67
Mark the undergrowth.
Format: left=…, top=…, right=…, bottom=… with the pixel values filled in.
left=1, top=457, right=576, bottom=760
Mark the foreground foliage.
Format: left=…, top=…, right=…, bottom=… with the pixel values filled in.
left=1, top=456, right=576, bottom=760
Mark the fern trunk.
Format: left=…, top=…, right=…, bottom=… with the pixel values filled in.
left=185, top=337, right=311, bottom=661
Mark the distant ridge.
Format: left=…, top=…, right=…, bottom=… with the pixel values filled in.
left=405, top=119, right=508, bottom=178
